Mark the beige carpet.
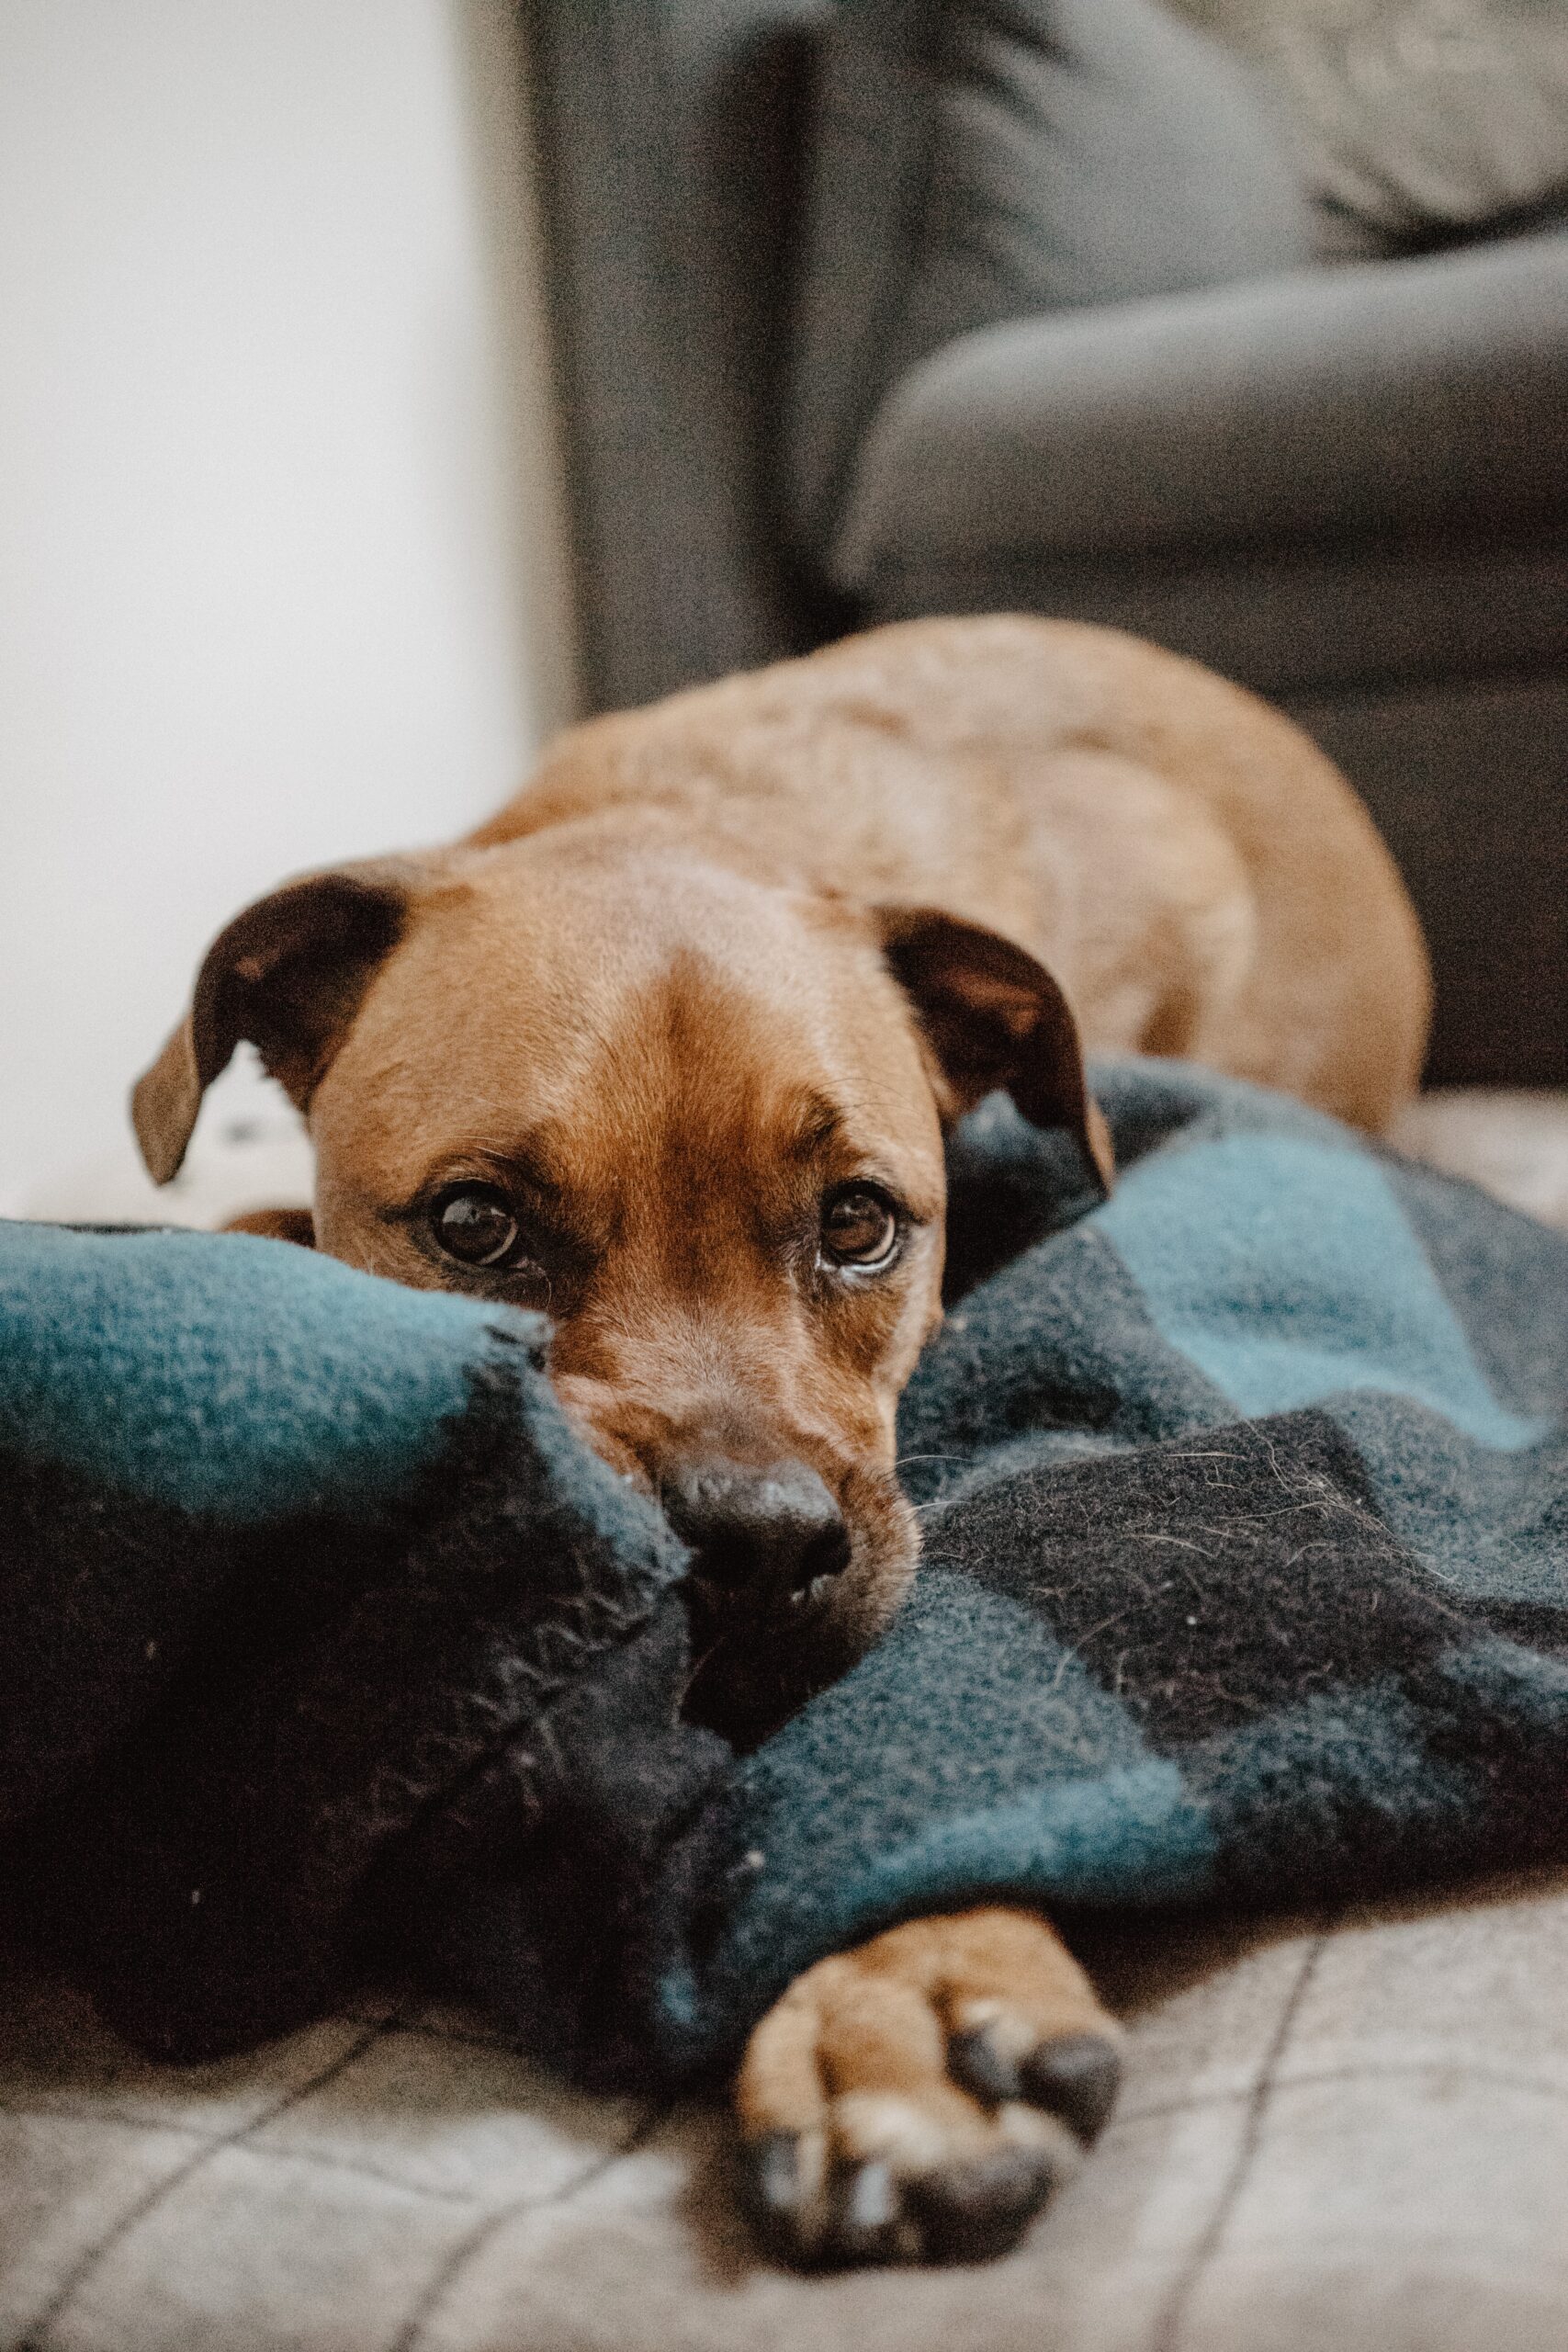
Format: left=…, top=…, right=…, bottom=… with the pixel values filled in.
left=1393, top=1090, right=1568, bottom=1233
left=7, top=1874, right=1568, bottom=2352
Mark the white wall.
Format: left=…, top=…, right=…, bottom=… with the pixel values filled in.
left=0, top=0, right=578, bottom=1213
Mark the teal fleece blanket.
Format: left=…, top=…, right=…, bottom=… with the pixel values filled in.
left=3, top=1061, right=1566, bottom=2086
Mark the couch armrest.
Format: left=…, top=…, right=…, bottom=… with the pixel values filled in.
left=830, top=230, right=1568, bottom=594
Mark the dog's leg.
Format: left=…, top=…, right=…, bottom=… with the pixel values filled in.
left=736, top=1905, right=1122, bottom=2267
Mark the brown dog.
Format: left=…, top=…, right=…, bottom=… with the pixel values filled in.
left=133, top=616, right=1430, bottom=2265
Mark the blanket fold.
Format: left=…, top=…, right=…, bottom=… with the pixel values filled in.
left=0, top=1222, right=725, bottom=2064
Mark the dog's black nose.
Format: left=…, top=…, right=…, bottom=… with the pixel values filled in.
left=662, top=1458, right=852, bottom=1604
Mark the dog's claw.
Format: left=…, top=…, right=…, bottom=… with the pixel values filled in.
left=1020, top=2031, right=1122, bottom=2146
left=746, top=2132, right=801, bottom=2211
left=812, top=2145, right=1062, bottom=2268
left=741, top=2132, right=817, bottom=2259
left=948, top=2021, right=1121, bottom=2147
left=947, top=2023, right=1023, bottom=2106
left=907, top=2148, right=1062, bottom=2264
left=827, top=2159, right=912, bottom=2267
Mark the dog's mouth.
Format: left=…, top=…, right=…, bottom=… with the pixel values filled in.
left=688, top=1565, right=841, bottom=1626
left=678, top=1607, right=840, bottom=1751
left=678, top=1570, right=840, bottom=1744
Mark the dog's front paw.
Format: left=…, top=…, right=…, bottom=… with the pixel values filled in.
left=734, top=1905, right=1121, bottom=2268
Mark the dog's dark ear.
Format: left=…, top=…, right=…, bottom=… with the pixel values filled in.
left=875, top=906, right=1114, bottom=1193
left=131, top=862, right=417, bottom=1185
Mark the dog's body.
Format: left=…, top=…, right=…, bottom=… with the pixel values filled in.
left=135, top=616, right=1430, bottom=2266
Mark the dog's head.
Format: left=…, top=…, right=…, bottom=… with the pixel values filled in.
left=133, top=831, right=1109, bottom=1742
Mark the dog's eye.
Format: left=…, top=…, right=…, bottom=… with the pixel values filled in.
left=820, top=1184, right=900, bottom=1270
left=431, top=1183, right=523, bottom=1268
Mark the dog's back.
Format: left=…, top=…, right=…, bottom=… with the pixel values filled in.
left=473, top=616, right=1430, bottom=1133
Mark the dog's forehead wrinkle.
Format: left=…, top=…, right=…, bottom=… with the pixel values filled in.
left=783, top=1092, right=845, bottom=1162
left=554, top=948, right=893, bottom=1176
left=457, top=840, right=887, bottom=1063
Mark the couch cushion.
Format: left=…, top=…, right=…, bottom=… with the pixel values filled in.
left=1170, top=0, right=1568, bottom=254
left=785, top=0, right=1314, bottom=555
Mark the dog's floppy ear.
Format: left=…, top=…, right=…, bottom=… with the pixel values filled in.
left=131, top=861, right=417, bottom=1185
left=875, top=906, right=1114, bottom=1193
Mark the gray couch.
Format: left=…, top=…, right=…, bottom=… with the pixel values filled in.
left=524, top=0, right=1568, bottom=1086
